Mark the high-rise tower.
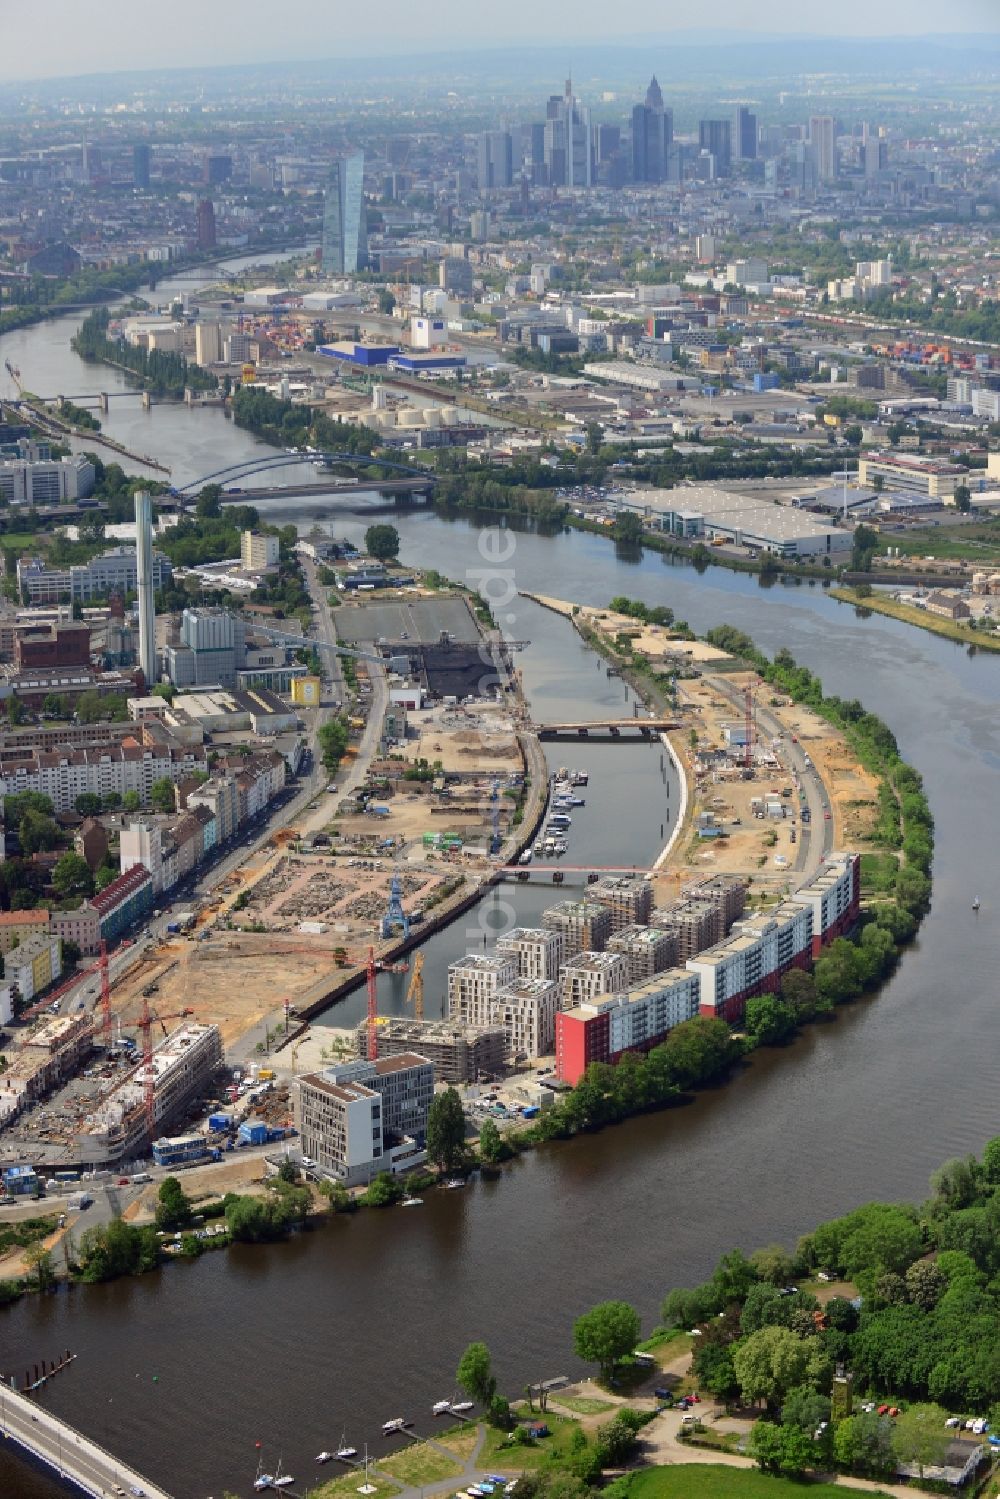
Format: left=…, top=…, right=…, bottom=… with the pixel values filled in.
left=322, top=153, right=366, bottom=274
left=135, top=491, right=156, bottom=686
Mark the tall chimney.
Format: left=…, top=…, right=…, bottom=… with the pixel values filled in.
left=134, top=490, right=156, bottom=685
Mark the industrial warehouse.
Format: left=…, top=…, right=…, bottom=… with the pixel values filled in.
left=616, top=484, right=854, bottom=559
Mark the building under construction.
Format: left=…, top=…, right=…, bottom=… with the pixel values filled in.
left=356, top=1016, right=506, bottom=1083
left=76, top=1023, right=222, bottom=1165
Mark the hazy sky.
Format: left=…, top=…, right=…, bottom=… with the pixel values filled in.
left=2, top=0, right=999, bottom=82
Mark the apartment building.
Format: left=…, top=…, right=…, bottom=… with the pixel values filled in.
left=556, top=968, right=702, bottom=1084
left=240, top=531, right=279, bottom=571
left=589, top=874, right=653, bottom=930
left=0, top=736, right=207, bottom=814
left=447, top=954, right=517, bottom=1026
left=495, top=926, right=564, bottom=981
left=607, top=924, right=678, bottom=983
left=78, top=1023, right=222, bottom=1163
left=493, top=978, right=560, bottom=1059
left=7, top=934, right=62, bottom=1006
left=560, top=951, right=628, bottom=1010
left=356, top=1017, right=506, bottom=1084
left=542, top=900, right=613, bottom=958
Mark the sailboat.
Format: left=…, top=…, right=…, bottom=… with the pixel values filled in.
left=253, top=1457, right=274, bottom=1492
left=337, top=1428, right=358, bottom=1460
left=273, top=1455, right=294, bottom=1488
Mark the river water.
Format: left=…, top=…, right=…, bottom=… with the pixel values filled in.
left=2, top=264, right=1000, bottom=1499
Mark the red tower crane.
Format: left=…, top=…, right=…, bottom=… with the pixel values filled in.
left=366, top=945, right=378, bottom=1062
left=137, top=999, right=195, bottom=1137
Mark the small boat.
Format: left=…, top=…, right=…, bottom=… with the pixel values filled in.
left=336, top=1444, right=357, bottom=1460
left=401, top=1195, right=423, bottom=1207
left=254, top=1476, right=273, bottom=1493
left=316, top=1452, right=334, bottom=1464
left=382, top=1417, right=406, bottom=1434
left=973, top=896, right=981, bottom=912
left=272, top=1457, right=293, bottom=1488
left=451, top=1400, right=474, bottom=1413
left=444, top=1177, right=465, bottom=1189
left=433, top=1399, right=452, bottom=1415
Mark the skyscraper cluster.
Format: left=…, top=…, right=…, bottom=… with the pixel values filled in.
left=475, top=78, right=766, bottom=193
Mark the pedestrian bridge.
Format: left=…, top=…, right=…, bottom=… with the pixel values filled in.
left=0, top=1379, right=172, bottom=1499
left=536, top=717, right=679, bottom=740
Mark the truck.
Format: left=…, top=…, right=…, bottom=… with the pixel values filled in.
left=67, top=1191, right=93, bottom=1212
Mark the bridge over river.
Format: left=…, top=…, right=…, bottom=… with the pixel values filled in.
left=0, top=1378, right=172, bottom=1499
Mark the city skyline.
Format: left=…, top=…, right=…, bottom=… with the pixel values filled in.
left=1, top=1, right=998, bottom=82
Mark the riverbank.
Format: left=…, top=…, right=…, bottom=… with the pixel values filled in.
left=831, top=586, right=1000, bottom=653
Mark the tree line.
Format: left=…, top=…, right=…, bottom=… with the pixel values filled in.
left=72, top=309, right=217, bottom=398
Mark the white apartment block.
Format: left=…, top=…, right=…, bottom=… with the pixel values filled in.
left=240, top=531, right=279, bottom=571
left=0, top=741, right=207, bottom=815
left=561, top=951, right=628, bottom=1009
left=495, top=926, right=564, bottom=981
left=447, top=954, right=517, bottom=1026
left=493, top=978, right=559, bottom=1059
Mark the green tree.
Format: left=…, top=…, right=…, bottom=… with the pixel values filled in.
left=52, top=851, right=94, bottom=900
left=750, top=1244, right=797, bottom=1286
left=19, top=810, right=60, bottom=855
left=456, top=1341, right=497, bottom=1407
left=152, top=683, right=176, bottom=703
left=150, top=777, right=176, bottom=814
left=612, top=511, right=644, bottom=545
left=478, top=1117, right=505, bottom=1165
left=156, top=1176, right=192, bottom=1231
left=74, top=792, right=103, bottom=817
left=892, top=1402, right=949, bottom=1477
left=732, top=1325, right=814, bottom=1411
left=749, top=1420, right=815, bottom=1478
left=364, top=523, right=400, bottom=562
left=744, top=993, right=797, bottom=1046
left=360, top=1172, right=403, bottom=1208
left=196, top=483, right=223, bottom=519
left=122, top=790, right=141, bottom=813
left=572, top=1300, right=640, bottom=1383
left=426, top=1087, right=466, bottom=1172
left=781, top=1385, right=829, bottom=1431
left=7, top=693, right=25, bottom=726
left=23, top=1241, right=55, bottom=1292
left=954, top=484, right=971, bottom=513
left=834, top=1411, right=895, bottom=1475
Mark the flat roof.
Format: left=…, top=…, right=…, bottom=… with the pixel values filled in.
left=629, top=485, right=847, bottom=542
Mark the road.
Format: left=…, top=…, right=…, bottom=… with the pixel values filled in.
left=0, top=1378, right=171, bottom=1499
left=702, top=674, right=834, bottom=876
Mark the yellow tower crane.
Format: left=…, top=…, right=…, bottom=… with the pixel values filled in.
left=406, top=951, right=425, bottom=1021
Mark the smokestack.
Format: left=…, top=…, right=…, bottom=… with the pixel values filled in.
left=134, top=490, right=156, bottom=685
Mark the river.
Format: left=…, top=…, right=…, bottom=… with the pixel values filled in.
left=2, top=266, right=1000, bottom=1499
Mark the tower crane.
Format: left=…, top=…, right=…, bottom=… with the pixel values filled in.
left=405, top=951, right=424, bottom=1021
left=134, top=998, right=195, bottom=1136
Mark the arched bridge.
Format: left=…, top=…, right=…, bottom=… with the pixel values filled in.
left=175, top=450, right=436, bottom=498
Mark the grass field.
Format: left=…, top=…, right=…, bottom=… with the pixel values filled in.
left=879, top=521, right=1000, bottom=564
left=313, top=1472, right=401, bottom=1499
left=479, top=1409, right=590, bottom=1471
left=375, top=1443, right=463, bottom=1486
left=615, top=1464, right=894, bottom=1499
left=552, top=1396, right=615, bottom=1416
left=860, top=850, right=900, bottom=895
left=831, top=588, right=1000, bottom=652
left=435, top=1427, right=480, bottom=1460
